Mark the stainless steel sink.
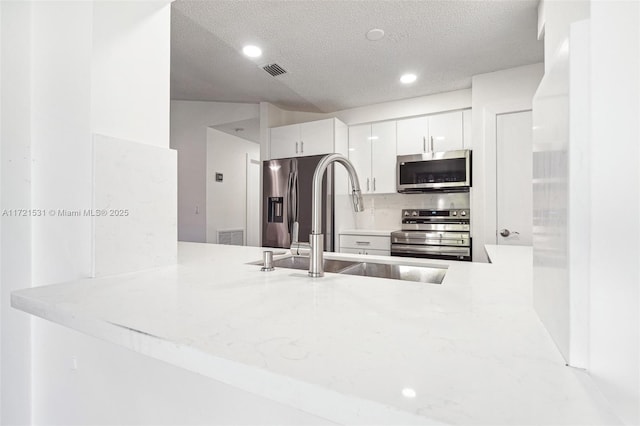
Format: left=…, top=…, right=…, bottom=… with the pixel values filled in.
left=339, top=262, right=446, bottom=284
left=251, top=255, right=360, bottom=273
left=251, top=255, right=446, bottom=284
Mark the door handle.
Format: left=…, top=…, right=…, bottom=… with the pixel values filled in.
left=499, top=229, right=520, bottom=237
left=430, top=136, right=434, bottom=152
left=366, top=178, right=370, bottom=192
left=301, top=141, right=304, bottom=153
left=373, top=177, right=376, bottom=191
left=295, top=142, right=298, bottom=154
left=423, top=136, right=426, bottom=153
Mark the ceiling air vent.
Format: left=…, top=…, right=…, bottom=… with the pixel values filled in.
left=262, top=63, right=287, bottom=77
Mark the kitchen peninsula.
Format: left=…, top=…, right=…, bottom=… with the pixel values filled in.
left=11, top=243, right=617, bottom=425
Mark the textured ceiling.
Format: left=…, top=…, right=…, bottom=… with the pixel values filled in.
left=171, top=0, right=543, bottom=113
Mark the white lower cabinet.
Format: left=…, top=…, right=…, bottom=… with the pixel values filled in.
left=339, top=233, right=390, bottom=256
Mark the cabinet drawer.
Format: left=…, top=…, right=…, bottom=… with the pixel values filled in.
left=339, top=234, right=390, bottom=251
left=340, top=247, right=391, bottom=256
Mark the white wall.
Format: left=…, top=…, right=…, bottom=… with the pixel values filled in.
left=333, top=89, right=472, bottom=125
left=206, top=128, right=260, bottom=244
left=171, top=101, right=259, bottom=242
left=471, top=63, right=544, bottom=262
left=31, top=0, right=93, bottom=286
left=588, top=1, right=639, bottom=423
left=1, top=1, right=176, bottom=424
left=533, top=1, right=640, bottom=423
left=1, top=2, right=32, bottom=423
left=92, top=1, right=171, bottom=148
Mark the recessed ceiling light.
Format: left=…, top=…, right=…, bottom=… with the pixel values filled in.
left=242, top=45, right=262, bottom=58
left=400, top=73, right=417, bottom=84
left=366, top=28, right=385, bottom=41
left=402, top=388, right=417, bottom=398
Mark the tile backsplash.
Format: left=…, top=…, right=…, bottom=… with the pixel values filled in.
left=354, top=192, right=471, bottom=230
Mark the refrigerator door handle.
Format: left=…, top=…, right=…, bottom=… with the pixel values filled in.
left=286, top=171, right=294, bottom=234
left=292, top=170, right=299, bottom=222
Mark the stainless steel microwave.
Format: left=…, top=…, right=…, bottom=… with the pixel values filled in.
left=396, top=150, right=472, bottom=192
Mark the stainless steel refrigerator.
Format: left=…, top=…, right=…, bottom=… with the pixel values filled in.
left=263, top=155, right=334, bottom=251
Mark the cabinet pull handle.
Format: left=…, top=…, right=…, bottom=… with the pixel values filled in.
left=430, top=136, right=434, bottom=152
left=366, top=178, right=370, bottom=191
left=295, top=142, right=299, bottom=154
left=373, top=177, right=376, bottom=191
left=355, top=241, right=371, bottom=245
left=301, top=141, right=304, bottom=153
left=423, top=136, right=427, bottom=153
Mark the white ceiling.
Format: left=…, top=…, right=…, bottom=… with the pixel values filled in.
left=171, top=0, right=543, bottom=113
left=211, top=118, right=261, bottom=144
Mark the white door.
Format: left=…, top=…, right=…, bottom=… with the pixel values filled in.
left=246, top=156, right=261, bottom=246
left=428, top=111, right=463, bottom=152
left=371, top=121, right=397, bottom=193
left=496, top=111, right=533, bottom=245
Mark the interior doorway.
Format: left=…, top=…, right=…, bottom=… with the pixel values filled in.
left=496, top=110, right=533, bottom=245
left=246, top=156, right=261, bottom=247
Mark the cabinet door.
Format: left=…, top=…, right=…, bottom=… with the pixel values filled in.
left=396, top=116, right=428, bottom=155
left=428, top=111, right=463, bottom=152
left=371, top=121, right=397, bottom=193
left=270, top=124, right=300, bottom=159
left=348, top=124, right=372, bottom=193
left=340, top=247, right=365, bottom=255
left=299, top=118, right=334, bottom=156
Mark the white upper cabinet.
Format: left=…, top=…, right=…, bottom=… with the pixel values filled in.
left=396, top=116, right=428, bottom=156
left=428, top=111, right=464, bottom=152
left=396, top=110, right=468, bottom=155
left=370, top=121, right=397, bottom=193
left=347, top=124, right=372, bottom=192
left=348, top=121, right=397, bottom=194
left=270, top=124, right=300, bottom=159
left=299, top=118, right=335, bottom=156
left=269, top=118, right=337, bottom=159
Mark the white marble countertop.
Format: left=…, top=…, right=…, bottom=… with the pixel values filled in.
left=339, top=229, right=395, bottom=236
left=11, top=243, right=619, bottom=425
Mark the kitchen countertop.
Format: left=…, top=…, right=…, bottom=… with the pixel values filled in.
left=11, top=243, right=619, bottom=425
left=339, top=229, right=395, bottom=236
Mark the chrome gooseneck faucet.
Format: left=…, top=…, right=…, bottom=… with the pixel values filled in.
left=309, top=153, right=364, bottom=277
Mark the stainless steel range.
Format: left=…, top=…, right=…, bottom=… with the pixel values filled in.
left=391, top=208, right=471, bottom=261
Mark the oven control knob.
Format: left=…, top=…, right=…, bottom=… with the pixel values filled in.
left=411, top=211, right=418, bottom=217
left=404, top=211, right=410, bottom=217
left=452, top=211, right=457, bottom=216
left=461, top=211, right=467, bottom=217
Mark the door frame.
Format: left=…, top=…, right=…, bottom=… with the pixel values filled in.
left=495, top=110, right=533, bottom=245
left=245, top=155, right=261, bottom=247
left=473, top=102, right=534, bottom=261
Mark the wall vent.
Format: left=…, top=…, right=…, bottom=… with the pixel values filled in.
left=217, top=229, right=244, bottom=246
left=262, top=63, right=287, bottom=77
